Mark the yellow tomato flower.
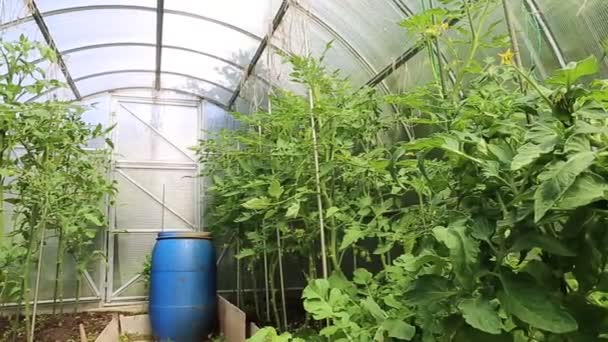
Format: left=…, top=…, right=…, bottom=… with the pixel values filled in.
left=440, top=22, right=449, bottom=31
left=425, top=26, right=439, bottom=36
left=499, top=48, right=515, bottom=65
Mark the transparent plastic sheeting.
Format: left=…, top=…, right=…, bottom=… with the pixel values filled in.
left=536, top=0, right=608, bottom=75
left=0, top=0, right=419, bottom=107
left=3, top=0, right=608, bottom=107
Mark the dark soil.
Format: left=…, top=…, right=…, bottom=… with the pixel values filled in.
left=0, top=312, right=113, bottom=342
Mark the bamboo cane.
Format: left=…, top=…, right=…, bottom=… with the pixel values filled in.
left=29, top=223, right=46, bottom=342
left=308, top=88, right=329, bottom=280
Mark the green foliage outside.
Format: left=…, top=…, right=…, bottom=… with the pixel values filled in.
left=0, top=35, right=116, bottom=340
left=200, top=0, right=608, bottom=341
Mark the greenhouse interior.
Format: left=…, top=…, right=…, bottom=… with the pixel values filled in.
left=1, top=0, right=608, bottom=341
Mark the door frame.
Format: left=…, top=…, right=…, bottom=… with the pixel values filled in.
left=103, top=94, right=203, bottom=303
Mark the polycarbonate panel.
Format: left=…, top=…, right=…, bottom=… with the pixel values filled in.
left=29, top=87, right=75, bottom=103
left=0, top=20, right=42, bottom=53
left=385, top=51, right=434, bottom=93
left=506, top=0, right=561, bottom=78
left=234, top=97, right=252, bottom=115
left=240, top=77, right=269, bottom=111
left=36, top=0, right=154, bottom=11
left=305, top=0, right=408, bottom=69
left=81, top=96, right=111, bottom=149
left=114, top=102, right=196, bottom=162
left=0, top=0, right=29, bottom=23
left=165, top=0, right=282, bottom=37
left=18, top=59, right=67, bottom=87
left=255, top=49, right=306, bottom=96
left=160, top=74, right=232, bottom=105
left=115, top=171, right=195, bottom=231
left=45, top=9, right=156, bottom=51
left=536, top=0, right=608, bottom=75
left=161, top=48, right=242, bottom=90
left=36, top=235, right=99, bottom=301
left=120, top=102, right=199, bottom=159
left=22, top=61, right=72, bottom=102
left=163, top=12, right=259, bottom=65
left=203, top=101, right=235, bottom=138
left=64, top=45, right=155, bottom=78
left=81, top=96, right=111, bottom=127
left=122, top=168, right=196, bottom=226
left=75, top=72, right=155, bottom=97
left=111, top=232, right=156, bottom=292
left=271, top=9, right=371, bottom=88
left=112, top=88, right=200, bottom=101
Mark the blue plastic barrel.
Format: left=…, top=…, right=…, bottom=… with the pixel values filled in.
left=149, top=231, right=217, bottom=341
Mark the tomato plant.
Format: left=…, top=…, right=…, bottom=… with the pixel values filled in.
left=0, top=36, right=116, bottom=341
left=202, top=1, right=608, bottom=340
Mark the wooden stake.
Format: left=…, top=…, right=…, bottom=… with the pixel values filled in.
left=29, top=225, right=46, bottom=342
left=308, top=88, right=329, bottom=280
left=79, top=324, right=87, bottom=342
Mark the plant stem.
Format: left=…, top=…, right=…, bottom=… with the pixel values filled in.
left=250, top=260, right=261, bottom=320
left=511, top=66, right=553, bottom=108
left=308, top=87, right=329, bottom=279
left=269, top=257, right=280, bottom=329
left=52, top=228, right=63, bottom=314
left=275, top=227, right=288, bottom=330
left=262, top=238, right=271, bottom=323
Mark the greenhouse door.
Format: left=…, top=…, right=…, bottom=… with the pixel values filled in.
left=106, top=96, right=201, bottom=303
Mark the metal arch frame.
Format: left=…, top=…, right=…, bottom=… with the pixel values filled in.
left=83, top=87, right=230, bottom=109
left=0, top=5, right=263, bottom=41
left=28, top=1, right=81, bottom=100
left=154, top=0, right=165, bottom=90
left=522, top=0, right=567, bottom=68
left=24, top=42, right=276, bottom=89
left=2, top=1, right=420, bottom=105
left=74, top=69, right=237, bottom=94
left=28, top=69, right=235, bottom=106
left=391, top=0, right=415, bottom=17
left=364, top=0, right=568, bottom=89
left=227, top=0, right=290, bottom=108
left=290, top=1, right=396, bottom=97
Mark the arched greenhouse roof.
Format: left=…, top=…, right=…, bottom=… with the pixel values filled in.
left=1, top=0, right=607, bottom=110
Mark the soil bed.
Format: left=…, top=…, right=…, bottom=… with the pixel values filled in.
left=0, top=312, right=113, bottom=342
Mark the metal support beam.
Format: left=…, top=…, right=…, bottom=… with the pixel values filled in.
left=154, top=0, right=165, bottom=90
left=24, top=42, right=275, bottom=88
left=291, top=2, right=393, bottom=93
left=227, top=0, right=290, bottom=108
left=1, top=5, right=262, bottom=41
left=28, top=1, right=81, bottom=99
left=364, top=18, right=459, bottom=88
left=32, top=86, right=229, bottom=109
left=391, top=0, right=415, bottom=17
left=522, top=0, right=567, bottom=67
left=28, top=70, right=236, bottom=104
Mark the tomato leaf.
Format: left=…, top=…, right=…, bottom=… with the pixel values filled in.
left=534, top=152, right=595, bottom=222
left=498, top=273, right=577, bottom=333
left=433, top=221, right=479, bottom=288
left=458, top=297, right=503, bottom=334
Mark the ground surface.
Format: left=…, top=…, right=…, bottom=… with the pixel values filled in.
left=0, top=312, right=113, bottom=342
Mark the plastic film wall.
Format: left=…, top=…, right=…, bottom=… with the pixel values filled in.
left=1, top=0, right=608, bottom=303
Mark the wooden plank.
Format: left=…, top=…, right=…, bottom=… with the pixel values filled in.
left=218, top=295, right=246, bottom=342
left=249, top=322, right=260, bottom=337
left=119, top=314, right=152, bottom=336
left=79, top=324, right=88, bottom=342
left=94, top=316, right=119, bottom=342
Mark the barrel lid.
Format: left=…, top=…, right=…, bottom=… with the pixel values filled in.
left=157, top=231, right=212, bottom=240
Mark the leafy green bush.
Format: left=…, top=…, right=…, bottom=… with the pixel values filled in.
left=204, top=0, right=608, bottom=340
left=0, top=35, right=116, bottom=337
